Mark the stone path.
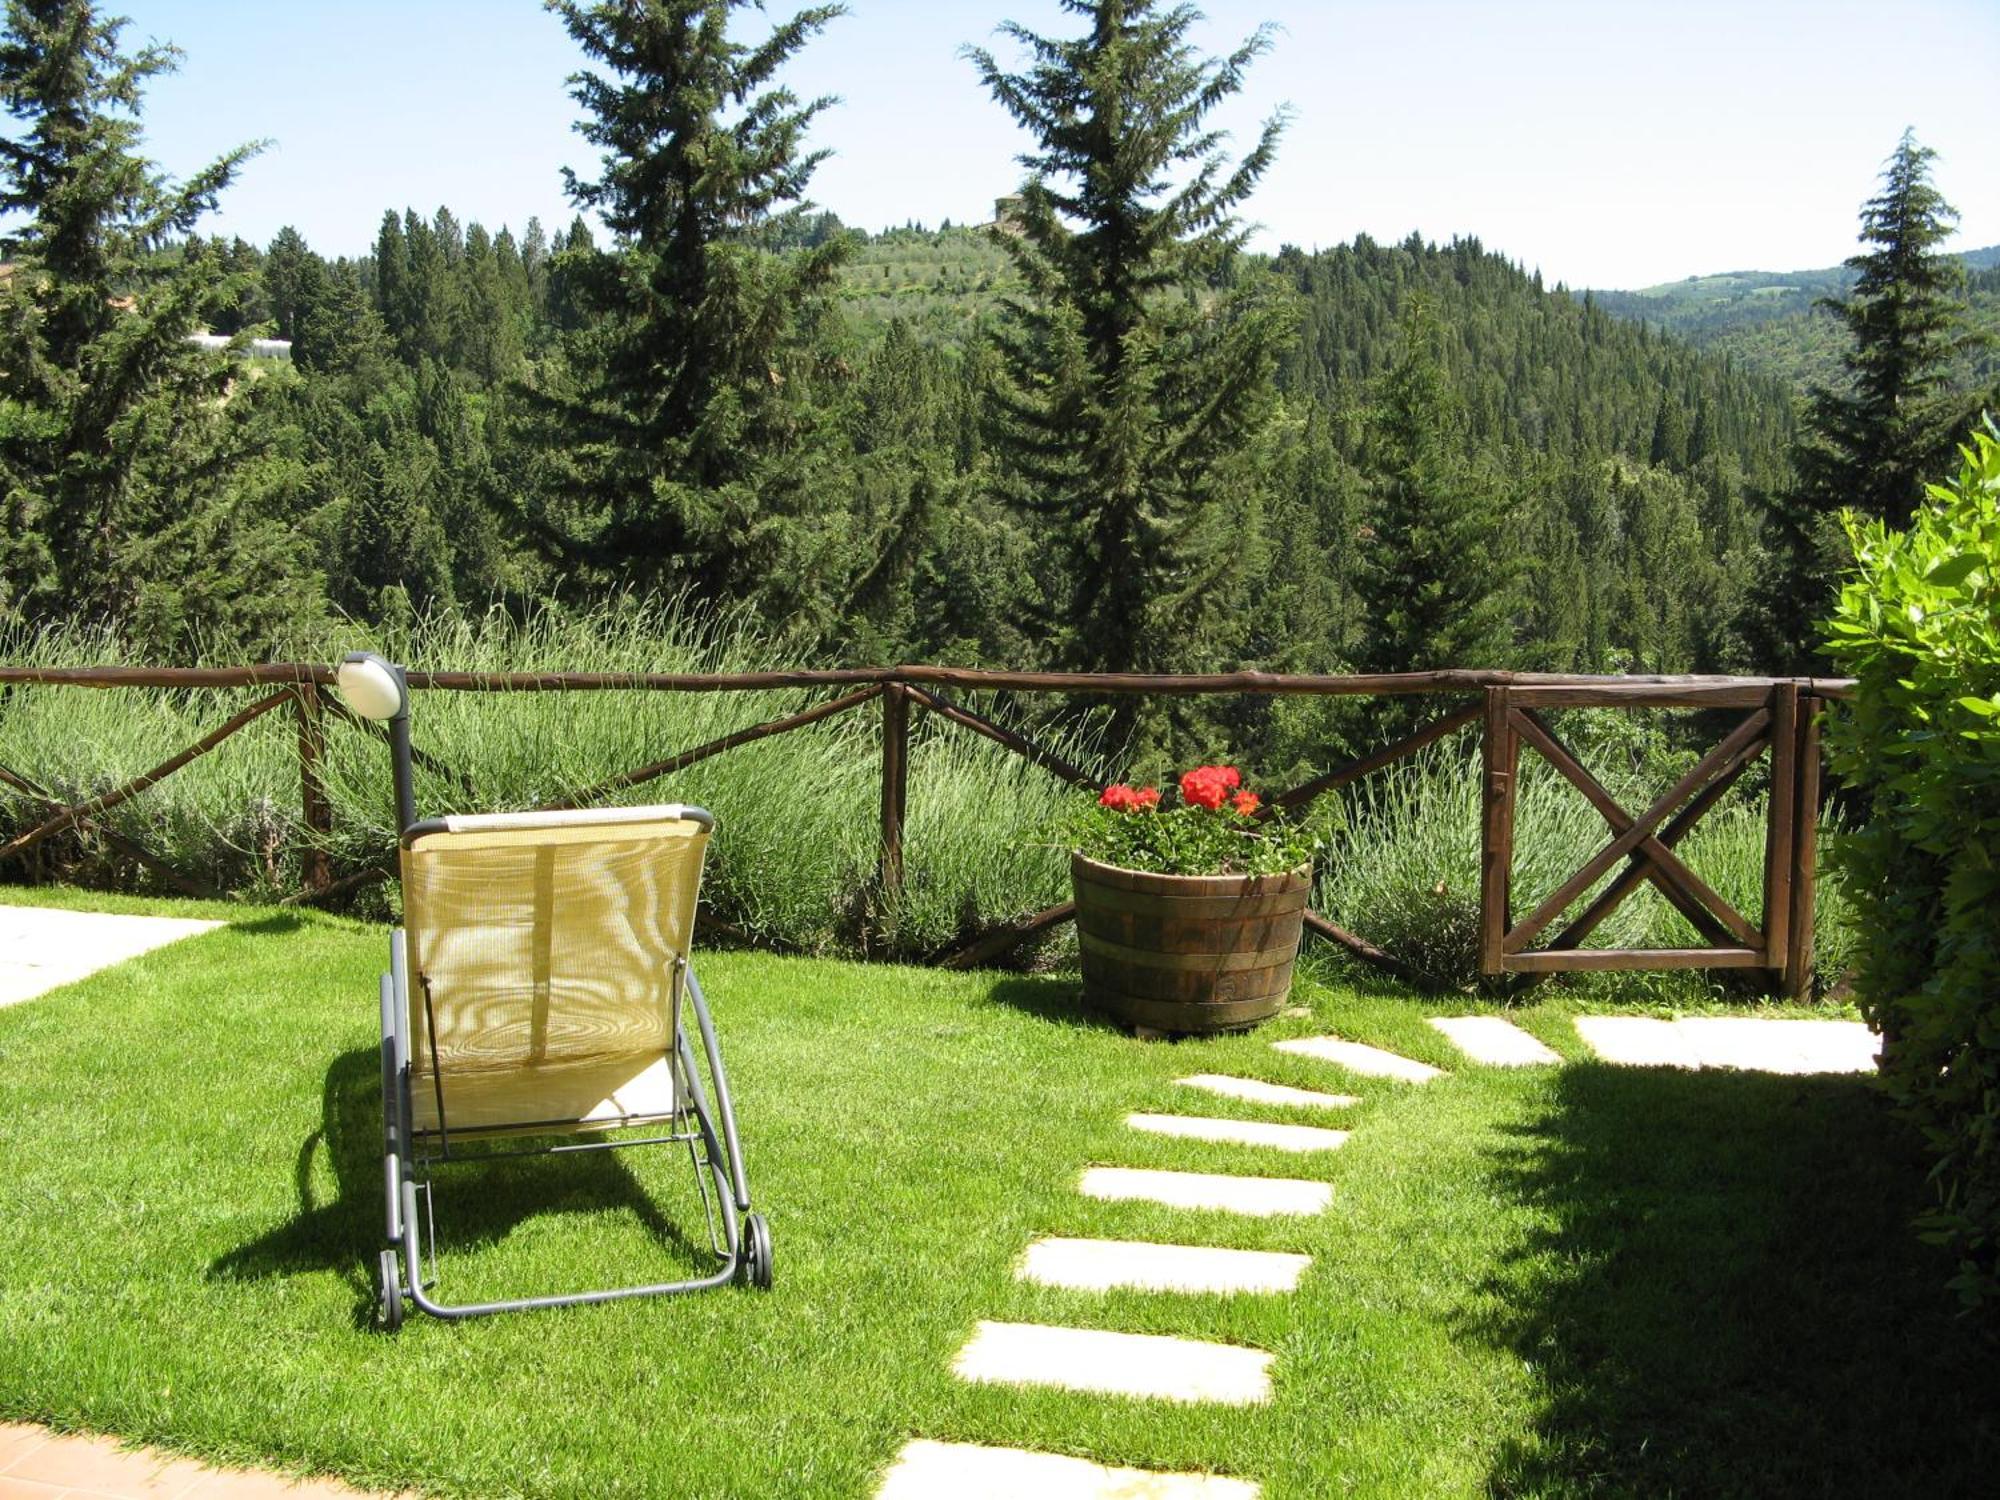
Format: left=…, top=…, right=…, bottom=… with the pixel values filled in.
left=877, top=1028, right=1458, bottom=1495
left=0, top=1423, right=400, bottom=1500
left=1574, top=1015, right=1879, bottom=1074
left=1427, top=1015, right=1561, bottom=1067
left=0, top=904, right=223, bottom=1008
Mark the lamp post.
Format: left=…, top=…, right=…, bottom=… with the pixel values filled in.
left=336, top=651, right=416, bottom=835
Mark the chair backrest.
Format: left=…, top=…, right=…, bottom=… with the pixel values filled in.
left=400, top=806, right=712, bottom=1083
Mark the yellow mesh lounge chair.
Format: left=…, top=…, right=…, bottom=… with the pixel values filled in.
left=341, top=655, right=769, bottom=1329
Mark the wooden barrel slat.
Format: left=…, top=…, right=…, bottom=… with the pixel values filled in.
left=1079, top=930, right=1301, bottom=972
left=1085, top=959, right=1299, bottom=1005
left=1099, top=993, right=1291, bottom=1032
left=1076, top=907, right=1306, bottom=954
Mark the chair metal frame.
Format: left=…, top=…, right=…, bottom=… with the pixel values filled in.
left=372, top=800, right=769, bottom=1328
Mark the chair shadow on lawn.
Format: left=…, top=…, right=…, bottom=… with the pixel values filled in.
left=210, top=1046, right=711, bottom=1325
left=1470, top=1062, right=1998, bottom=1498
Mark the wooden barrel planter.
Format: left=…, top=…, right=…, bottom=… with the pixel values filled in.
left=1071, top=852, right=1311, bottom=1035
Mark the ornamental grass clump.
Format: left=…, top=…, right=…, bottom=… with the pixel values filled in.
left=1069, top=764, right=1318, bottom=876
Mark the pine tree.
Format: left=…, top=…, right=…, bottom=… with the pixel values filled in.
left=503, top=0, right=854, bottom=606
left=1749, top=131, right=1981, bottom=669
left=968, top=0, right=1296, bottom=750
left=1351, top=300, right=1518, bottom=684
left=1805, top=132, right=1980, bottom=526
left=0, top=0, right=316, bottom=648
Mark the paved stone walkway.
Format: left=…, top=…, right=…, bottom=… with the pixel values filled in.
left=0, top=1424, right=397, bottom=1500
left=0, top=904, right=223, bottom=1008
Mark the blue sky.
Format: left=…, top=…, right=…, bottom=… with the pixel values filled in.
left=118, top=0, right=1999, bottom=288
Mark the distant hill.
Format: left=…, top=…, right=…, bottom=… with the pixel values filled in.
left=1589, top=247, right=2000, bottom=392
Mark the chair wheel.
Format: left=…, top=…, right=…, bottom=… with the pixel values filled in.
left=740, top=1213, right=773, bottom=1291
left=377, top=1248, right=405, bottom=1330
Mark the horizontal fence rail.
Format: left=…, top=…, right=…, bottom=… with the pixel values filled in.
left=0, top=664, right=1852, bottom=996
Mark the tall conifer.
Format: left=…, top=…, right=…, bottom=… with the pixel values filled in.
left=1750, top=131, right=1981, bottom=668
left=969, top=0, right=1296, bottom=749
left=1352, top=300, right=1517, bottom=683
left=504, top=0, right=853, bottom=605
left=0, top=0, right=313, bottom=647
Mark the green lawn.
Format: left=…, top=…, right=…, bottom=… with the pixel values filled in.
left=0, top=890, right=1991, bottom=1498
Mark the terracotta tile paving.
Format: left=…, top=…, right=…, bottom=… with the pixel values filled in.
left=0, top=1426, right=400, bottom=1500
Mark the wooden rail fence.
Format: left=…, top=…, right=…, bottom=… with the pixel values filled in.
left=0, top=664, right=1851, bottom=995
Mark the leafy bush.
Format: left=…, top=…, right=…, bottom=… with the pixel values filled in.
left=1823, top=419, right=2000, bottom=1307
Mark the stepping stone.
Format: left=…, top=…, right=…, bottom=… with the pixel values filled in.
left=953, top=1320, right=1272, bottom=1404
left=0, top=904, right=223, bottom=1008
left=877, top=1439, right=1259, bottom=1499
left=1272, top=1036, right=1444, bottom=1083
left=1079, top=1166, right=1333, bottom=1218
left=1176, top=1073, right=1359, bottom=1110
left=1678, top=1016, right=1879, bottom=1074
left=1576, top=1015, right=1879, bottom=1074
left=1127, top=1112, right=1348, bottom=1153
left=1574, top=1015, right=1703, bottom=1068
left=1427, top=1015, right=1561, bottom=1067
left=1020, top=1236, right=1311, bottom=1294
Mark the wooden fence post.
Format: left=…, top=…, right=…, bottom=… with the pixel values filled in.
left=1784, top=693, right=1823, bottom=1001
left=294, top=681, right=332, bottom=897
left=1761, top=682, right=1798, bottom=991
left=1478, top=686, right=1517, bottom=977
left=877, top=682, right=910, bottom=920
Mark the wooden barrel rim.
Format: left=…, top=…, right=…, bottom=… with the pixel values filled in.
left=1070, top=851, right=1312, bottom=898
left=1071, top=881, right=1310, bottom=919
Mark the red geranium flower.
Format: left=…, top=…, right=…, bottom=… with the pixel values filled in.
left=1179, top=764, right=1234, bottom=810
left=1232, top=789, right=1261, bottom=815
left=1135, top=786, right=1161, bottom=808
left=1099, top=783, right=1138, bottom=811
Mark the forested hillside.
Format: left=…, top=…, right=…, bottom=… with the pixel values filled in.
left=1590, top=246, right=2000, bottom=391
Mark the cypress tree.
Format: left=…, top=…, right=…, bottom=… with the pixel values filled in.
left=968, top=0, right=1297, bottom=750
left=504, top=0, right=853, bottom=607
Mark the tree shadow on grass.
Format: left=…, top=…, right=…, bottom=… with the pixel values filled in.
left=1473, top=1063, right=1998, bottom=1498
left=210, top=1046, right=711, bottom=1322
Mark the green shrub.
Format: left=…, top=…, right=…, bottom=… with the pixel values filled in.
left=1823, top=419, right=2000, bottom=1307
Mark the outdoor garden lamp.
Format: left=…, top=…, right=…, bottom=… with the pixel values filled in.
left=337, top=650, right=417, bottom=834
